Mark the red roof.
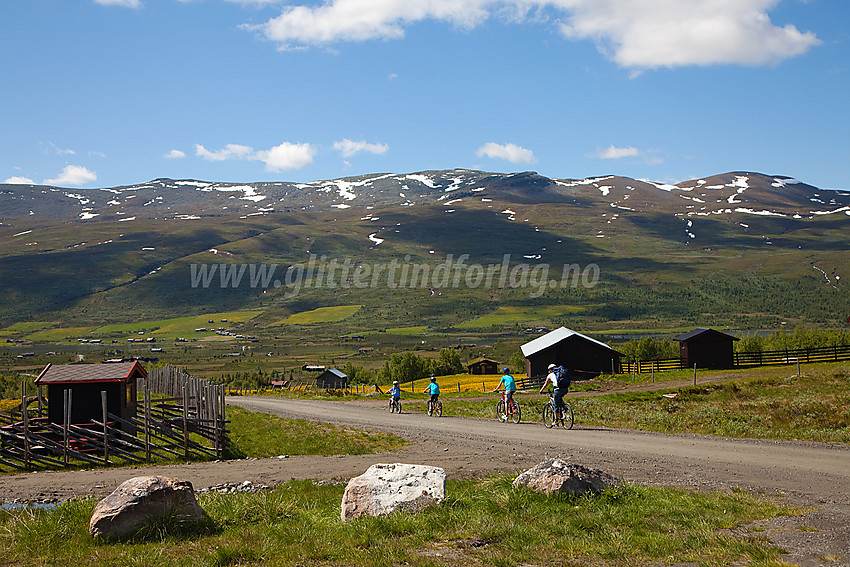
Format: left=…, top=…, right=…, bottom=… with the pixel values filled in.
left=35, top=361, right=147, bottom=385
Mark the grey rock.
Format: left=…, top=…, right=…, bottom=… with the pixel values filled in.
left=513, top=459, right=621, bottom=496
left=89, top=476, right=208, bottom=539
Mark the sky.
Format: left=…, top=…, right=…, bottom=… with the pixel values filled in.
left=1, top=0, right=848, bottom=190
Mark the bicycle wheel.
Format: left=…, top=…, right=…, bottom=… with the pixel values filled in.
left=561, top=403, right=574, bottom=429
left=427, top=400, right=433, bottom=416
left=435, top=401, right=442, bottom=417
left=509, top=400, right=521, bottom=424
left=542, top=402, right=555, bottom=428
left=496, top=400, right=507, bottom=422
left=389, top=400, right=395, bottom=413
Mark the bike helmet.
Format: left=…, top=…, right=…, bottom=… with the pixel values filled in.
left=547, top=363, right=556, bottom=370
left=430, top=376, right=436, bottom=382
left=393, top=380, right=399, bottom=385
left=502, top=367, right=509, bottom=373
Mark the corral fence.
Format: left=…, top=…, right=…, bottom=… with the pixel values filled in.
left=622, top=344, right=850, bottom=374
left=0, top=365, right=228, bottom=472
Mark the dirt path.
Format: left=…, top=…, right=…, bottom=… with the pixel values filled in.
left=2, top=396, right=848, bottom=565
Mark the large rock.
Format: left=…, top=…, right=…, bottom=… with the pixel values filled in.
left=513, top=459, right=621, bottom=496
left=89, top=476, right=208, bottom=539
left=341, top=463, right=446, bottom=521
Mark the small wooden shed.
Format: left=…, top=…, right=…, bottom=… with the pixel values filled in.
left=34, top=361, right=145, bottom=430
left=316, top=368, right=347, bottom=389
left=466, top=357, right=499, bottom=375
left=674, top=328, right=739, bottom=369
left=521, top=326, right=621, bottom=379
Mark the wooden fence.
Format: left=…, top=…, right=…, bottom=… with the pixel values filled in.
left=621, top=344, right=850, bottom=374
left=0, top=366, right=228, bottom=472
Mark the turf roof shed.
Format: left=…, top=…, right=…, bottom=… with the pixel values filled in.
left=674, top=328, right=739, bottom=369
left=34, top=361, right=145, bottom=429
left=520, top=326, right=621, bottom=378
left=466, top=357, right=499, bottom=375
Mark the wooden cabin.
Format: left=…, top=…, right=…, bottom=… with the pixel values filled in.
left=675, top=328, right=739, bottom=369
left=34, top=361, right=145, bottom=431
left=316, top=368, right=347, bottom=389
left=466, top=357, right=499, bottom=375
left=520, top=326, right=621, bottom=379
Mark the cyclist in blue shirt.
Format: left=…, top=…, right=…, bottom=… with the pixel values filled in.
left=493, top=367, right=517, bottom=414
left=388, top=380, right=401, bottom=409
left=424, top=376, right=440, bottom=408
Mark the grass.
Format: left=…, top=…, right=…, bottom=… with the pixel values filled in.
left=454, top=305, right=585, bottom=329
left=273, top=304, right=363, bottom=325
left=0, top=476, right=797, bottom=566
left=225, top=405, right=403, bottom=458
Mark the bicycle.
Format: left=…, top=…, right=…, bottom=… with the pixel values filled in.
left=426, top=398, right=443, bottom=417
left=496, top=393, right=521, bottom=423
left=389, top=398, right=401, bottom=413
left=542, top=394, right=573, bottom=429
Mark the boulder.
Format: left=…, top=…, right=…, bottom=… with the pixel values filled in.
left=89, top=476, right=208, bottom=539
left=341, top=463, right=446, bottom=521
left=513, top=459, right=621, bottom=496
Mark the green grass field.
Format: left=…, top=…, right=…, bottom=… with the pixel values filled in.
left=273, top=305, right=363, bottom=325
left=454, top=305, right=586, bottom=329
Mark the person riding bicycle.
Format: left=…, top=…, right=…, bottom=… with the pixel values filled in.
left=493, top=367, right=517, bottom=416
left=424, top=376, right=440, bottom=409
left=389, top=380, right=401, bottom=407
left=539, top=363, right=569, bottom=417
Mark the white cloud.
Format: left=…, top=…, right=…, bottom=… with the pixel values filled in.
left=245, top=0, right=819, bottom=69
left=195, top=143, right=254, bottom=161
left=256, top=142, right=316, bottom=172
left=476, top=142, right=536, bottom=164
left=94, top=0, right=142, bottom=7
left=595, top=145, right=640, bottom=159
left=333, top=138, right=389, bottom=158
left=165, top=149, right=187, bottom=159
left=44, top=165, right=97, bottom=187
left=4, top=176, right=35, bottom=185
left=195, top=141, right=315, bottom=172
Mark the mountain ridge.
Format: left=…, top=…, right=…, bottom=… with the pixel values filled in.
left=2, top=169, right=848, bottom=223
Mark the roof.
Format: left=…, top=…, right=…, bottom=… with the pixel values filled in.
left=34, top=361, right=147, bottom=385
left=521, top=326, right=615, bottom=357
left=674, top=328, right=739, bottom=342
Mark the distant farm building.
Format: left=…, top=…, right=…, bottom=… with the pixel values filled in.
left=316, top=368, right=347, bottom=389
left=466, top=357, right=499, bottom=375
left=520, top=327, right=621, bottom=378
left=675, top=328, right=739, bottom=369
left=302, top=364, right=326, bottom=372
left=34, top=361, right=145, bottom=431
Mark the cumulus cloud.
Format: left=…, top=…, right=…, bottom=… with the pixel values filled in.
left=94, top=0, right=142, bottom=7
left=333, top=138, right=389, bottom=158
left=595, top=145, right=641, bottom=159
left=476, top=142, right=536, bottom=164
left=44, top=165, right=97, bottom=187
left=165, top=149, right=187, bottom=159
left=256, top=142, right=316, bottom=172
left=245, top=0, right=819, bottom=69
left=4, top=176, right=35, bottom=185
left=195, top=142, right=315, bottom=172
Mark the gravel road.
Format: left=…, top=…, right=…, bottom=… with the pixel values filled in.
left=1, top=395, right=848, bottom=565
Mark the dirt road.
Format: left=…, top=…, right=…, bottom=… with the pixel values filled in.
left=2, top=396, right=848, bottom=565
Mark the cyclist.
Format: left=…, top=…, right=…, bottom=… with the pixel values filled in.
left=539, top=363, right=568, bottom=418
left=493, top=367, right=517, bottom=418
left=424, top=376, right=440, bottom=413
left=389, top=380, right=401, bottom=409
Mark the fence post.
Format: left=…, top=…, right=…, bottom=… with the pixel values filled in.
left=693, top=364, right=697, bottom=386
left=797, top=358, right=801, bottom=378
left=457, top=382, right=460, bottom=392
left=101, top=390, right=109, bottom=462
left=63, top=389, right=69, bottom=465
left=182, top=384, right=189, bottom=459
left=482, top=381, right=485, bottom=392
left=651, top=362, right=655, bottom=383
left=144, top=384, right=151, bottom=462
left=21, top=381, right=30, bottom=469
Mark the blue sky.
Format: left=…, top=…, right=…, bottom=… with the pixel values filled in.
left=2, top=0, right=848, bottom=190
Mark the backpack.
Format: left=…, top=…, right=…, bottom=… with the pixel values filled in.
left=554, top=366, right=570, bottom=389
